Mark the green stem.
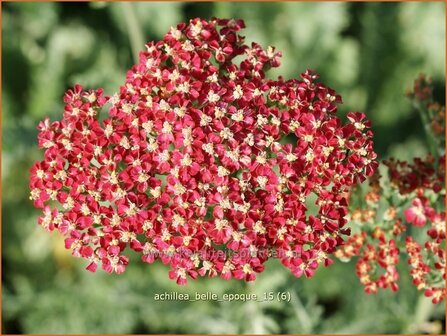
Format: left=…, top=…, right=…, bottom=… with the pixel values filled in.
left=244, top=282, right=264, bottom=333
left=413, top=100, right=439, bottom=160
left=121, top=3, right=145, bottom=63
left=406, top=294, right=434, bottom=333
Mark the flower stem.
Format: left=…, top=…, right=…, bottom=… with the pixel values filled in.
left=244, top=282, right=264, bottom=333
left=121, top=3, right=145, bottom=63
left=406, top=294, right=434, bottom=333
left=413, top=100, right=439, bottom=160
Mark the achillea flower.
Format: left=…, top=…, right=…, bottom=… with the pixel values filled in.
left=404, top=198, right=431, bottom=227
left=30, top=18, right=376, bottom=284
left=339, top=154, right=445, bottom=303
left=334, top=75, right=446, bottom=304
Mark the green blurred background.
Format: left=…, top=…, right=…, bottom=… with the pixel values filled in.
left=2, top=1, right=445, bottom=334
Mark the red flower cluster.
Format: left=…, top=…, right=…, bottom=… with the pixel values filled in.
left=338, top=153, right=445, bottom=303
left=336, top=73, right=446, bottom=304
left=355, top=237, right=400, bottom=293
left=386, top=154, right=444, bottom=195
left=406, top=74, right=445, bottom=153
left=30, top=18, right=376, bottom=284
left=406, top=236, right=446, bottom=304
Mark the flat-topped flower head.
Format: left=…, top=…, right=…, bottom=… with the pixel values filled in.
left=30, top=17, right=377, bottom=284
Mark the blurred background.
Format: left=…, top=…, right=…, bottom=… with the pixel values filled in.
left=2, top=1, right=445, bottom=334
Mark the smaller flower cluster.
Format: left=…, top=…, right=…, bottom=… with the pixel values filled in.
left=406, top=236, right=445, bottom=304
left=335, top=232, right=366, bottom=261
left=406, top=73, right=433, bottom=102
left=406, top=74, right=445, bottom=153
left=355, top=237, right=400, bottom=293
left=336, top=76, right=446, bottom=304
left=428, top=102, right=445, bottom=137
left=338, top=157, right=445, bottom=303
left=337, top=176, right=404, bottom=293
left=386, top=154, right=444, bottom=195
